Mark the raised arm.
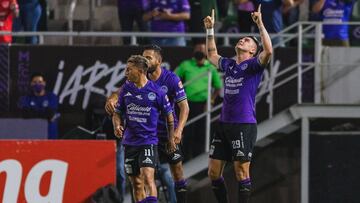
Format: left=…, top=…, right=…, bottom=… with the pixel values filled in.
left=204, top=9, right=221, bottom=68
left=251, top=5, right=273, bottom=66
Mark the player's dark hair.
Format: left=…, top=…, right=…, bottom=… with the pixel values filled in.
left=247, top=36, right=262, bottom=56
left=30, top=72, right=46, bottom=81
left=143, top=44, right=162, bottom=60
left=127, top=55, right=149, bottom=73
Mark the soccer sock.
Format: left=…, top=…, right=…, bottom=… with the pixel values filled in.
left=145, top=196, right=157, bottom=203
left=238, top=178, right=251, bottom=203
left=136, top=199, right=146, bottom=203
left=211, top=176, right=228, bottom=203
left=175, top=179, right=187, bottom=203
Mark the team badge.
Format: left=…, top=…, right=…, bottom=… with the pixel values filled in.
left=160, top=85, right=168, bottom=93
left=240, top=64, right=248, bottom=71
left=148, top=92, right=156, bottom=100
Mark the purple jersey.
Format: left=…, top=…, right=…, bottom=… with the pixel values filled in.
left=152, top=67, right=187, bottom=137
left=320, top=0, right=354, bottom=40
left=115, top=80, right=172, bottom=146
left=144, top=0, right=190, bottom=32
left=219, top=57, right=265, bottom=123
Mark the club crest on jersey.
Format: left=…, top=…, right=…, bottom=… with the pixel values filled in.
left=160, top=85, right=168, bottom=93
left=148, top=92, right=156, bottom=100
left=240, top=64, right=248, bottom=71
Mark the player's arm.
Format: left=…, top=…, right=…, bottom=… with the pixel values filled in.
left=252, top=5, right=273, bottom=66
left=105, top=86, right=123, bottom=115
left=174, top=99, right=189, bottom=144
left=112, top=113, right=124, bottom=138
left=166, top=112, right=176, bottom=153
left=204, top=9, right=221, bottom=68
left=312, top=0, right=325, bottom=13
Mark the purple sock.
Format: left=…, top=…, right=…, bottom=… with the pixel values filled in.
left=175, top=179, right=187, bottom=188
left=136, top=199, right=146, bottom=203
left=175, top=179, right=187, bottom=203
left=211, top=177, right=228, bottom=203
left=239, top=178, right=251, bottom=186
left=145, top=196, right=157, bottom=203
left=211, top=176, right=225, bottom=186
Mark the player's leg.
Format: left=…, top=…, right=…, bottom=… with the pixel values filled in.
left=168, top=144, right=187, bottom=203
left=141, top=167, right=157, bottom=202
left=124, top=145, right=146, bottom=202
left=208, top=158, right=228, bottom=203
left=208, top=123, right=231, bottom=203
left=139, top=144, right=159, bottom=203
left=230, top=124, right=257, bottom=203
left=128, top=175, right=146, bottom=203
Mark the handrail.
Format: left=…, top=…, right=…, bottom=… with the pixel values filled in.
left=0, top=21, right=359, bottom=45
left=68, top=0, right=78, bottom=45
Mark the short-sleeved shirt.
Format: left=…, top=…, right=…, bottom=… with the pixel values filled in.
left=316, top=0, right=355, bottom=40
left=175, top=58, right=223, bottom=102
left=115, top=80, right=172, bottom=146
left=218, top=57, right=265, bottom=123
left=19, top=92, right=59, bottom=139
left=144, top=0, right=190, bottom=32
left=152, top=67, right=187, bottom=137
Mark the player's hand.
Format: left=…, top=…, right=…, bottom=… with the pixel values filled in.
left=158, top=9, right=172, bottom=20
left=251, top=5, right=263, bottom=25
left=105, top=98, right=117, bottom=115
left=174, top=128, right=182, bottom=144
left=114, top=125, right=124, bottom=138
left=203, top=9, right=215, bottom=29
left=166, top=138, right=176, bottom=154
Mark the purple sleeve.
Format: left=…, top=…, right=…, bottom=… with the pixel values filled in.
left=171, top=74, right=187, bottom=103
left=219, top=57, right=234, bottom=73
left=180, top=0, right=190, bottom=12
left=243, top=57, right=266, bottom=74
left=143, top=0, right=153, bottom=12
left=158, top=92, right=173, bottom=116
left=115, top=86, right=126, bottom=114
left=48, top=93, right=58, bottom=111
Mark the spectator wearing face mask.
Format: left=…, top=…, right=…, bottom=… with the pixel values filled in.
left=175, top=40, right=223, bottom=161
left=19, top=72, right=59, bottom=139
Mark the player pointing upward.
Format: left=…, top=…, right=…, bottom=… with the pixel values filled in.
left=204, top=5, right=273, bottom=203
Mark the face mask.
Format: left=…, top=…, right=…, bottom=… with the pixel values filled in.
left=31, top=84, right=45, bottom=93
left=193, top=51, right=205, bottom=61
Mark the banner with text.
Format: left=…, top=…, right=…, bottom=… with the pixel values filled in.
left=0, top=140, right=116, bottom=203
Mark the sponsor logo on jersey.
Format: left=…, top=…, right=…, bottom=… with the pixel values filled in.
left=142, top=157, right=153, bottom=164
left=125, top=92, right=132, bottom=97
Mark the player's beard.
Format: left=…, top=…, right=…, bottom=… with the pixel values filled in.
left=147, top=64, right=157, bottom=73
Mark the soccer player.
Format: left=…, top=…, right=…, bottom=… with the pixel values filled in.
left=112, top=55, right=176, bottom=203
left=143, top=44, right=189, bottom=203
left=106, top=45, right=190, bottom=203
left=204, top=6, right=273, bottom=203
